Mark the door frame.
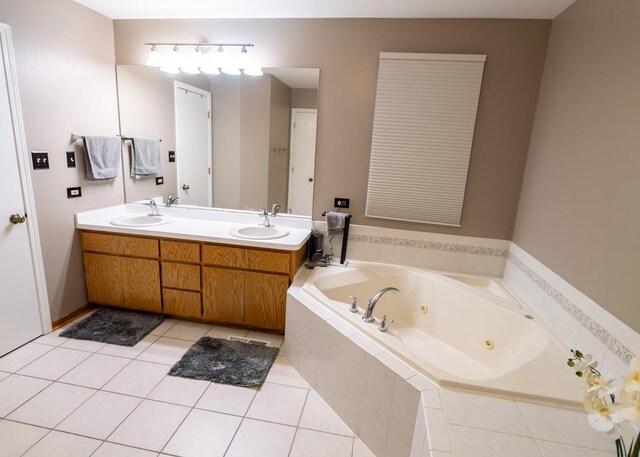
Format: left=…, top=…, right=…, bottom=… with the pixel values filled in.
left=0, top=23, right=51, bottom=333
left=174, top=81, right=213, bottom=206
left=287, top=108, right=318, bottom=215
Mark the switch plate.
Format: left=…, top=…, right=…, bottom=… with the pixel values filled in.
left=31, top=151, right=49, bottom=170
left=334, top=198, right=350, bottom=209
left=67, top=187, right=81, bottom=198
left=168, top=150, right=176, bottom=163
left=155, top=176, right=164, bottom=185
left=66, top=151, right=76, bottom=168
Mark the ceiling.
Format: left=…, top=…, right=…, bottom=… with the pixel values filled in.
left=266, top=68, right=320, bottom=90
left=73, top=0, right=575, bottom=20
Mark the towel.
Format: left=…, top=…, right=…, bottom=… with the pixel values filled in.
left=130, top=137, right=161, bottom=177
left=83, top=136, right=121, bottom=181
left=325, top=211, right=347, bottom=235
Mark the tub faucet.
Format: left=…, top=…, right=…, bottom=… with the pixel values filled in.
left=166, top=194, right=179, bottom=207
left=145, top=199, right=160, bottom=216
left=362, top=287, right=399, bottom=323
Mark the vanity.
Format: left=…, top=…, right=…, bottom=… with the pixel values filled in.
left=76, top=204, right=311, bottom=331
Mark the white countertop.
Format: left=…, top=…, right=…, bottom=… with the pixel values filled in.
left=75, top=203, right=312, bottom=251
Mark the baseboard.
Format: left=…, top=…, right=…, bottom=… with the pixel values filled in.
left=51, top=304, right=96, bottom=330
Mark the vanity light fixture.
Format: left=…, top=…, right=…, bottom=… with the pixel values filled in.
left=144, top=42, right=261, bottom=76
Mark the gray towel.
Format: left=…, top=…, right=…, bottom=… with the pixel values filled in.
left=83, top=136, right=121, bottom=181
left=131, top=137, right=161, bottom=177
left=325, top=211, right=346, bottom=235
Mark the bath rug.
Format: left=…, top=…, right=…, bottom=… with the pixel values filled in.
left=60, top=308, right=164, bottom=347
left=168, top=336, right=279, bottom=386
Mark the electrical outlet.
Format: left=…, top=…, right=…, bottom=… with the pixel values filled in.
left=67, top=186, right=81, bottom=198
left=155, top=176, right=164, bottom=185
left=31, top=151, right=49, bottom=170
left=168, top=151, right=176, bottom=163
left=66, top=151, right=76, bottom=168
left=334, top=198, right=350, bottom=208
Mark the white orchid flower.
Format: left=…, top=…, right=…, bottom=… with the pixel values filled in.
left=586, top=375, right=618, bottom=399
left=574, top=354, right=598, bottom=374
left=587, top=399, right=622, bottom=439
left=622, top=356, right=640, bottom=394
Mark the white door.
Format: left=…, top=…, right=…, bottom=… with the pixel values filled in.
left=287, top=109, right=317, bottom=215
left=0, top=24, right=49, bottom=356
left=175, top=82, right=212, bottom=206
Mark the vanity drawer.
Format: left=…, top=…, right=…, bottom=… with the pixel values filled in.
left=245, top=249, right=290, bottom=274
left=202, top=244, right=246, bottom=268
left=163, top=289, right=201, bottom=318
left=160, top=240, right=200, bottom=263
left=162, top=262, right=201, bottom=290
left=82, top=232, right=158, bottom=258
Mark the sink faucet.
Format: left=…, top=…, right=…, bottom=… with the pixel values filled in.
left=258, top=202, right=281, bottom=227
left=145, top=199, right=161, bottom=216
left=166, top=194, right=179, bottom=207
left=271, top=202, right=281, bottom=217
left=362, top=287, right=399, bottom=323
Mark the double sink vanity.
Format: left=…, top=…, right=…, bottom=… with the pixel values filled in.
left=75, top=203, right=311, bottom=331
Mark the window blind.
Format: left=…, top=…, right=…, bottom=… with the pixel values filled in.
left=365, top=52, right=486, bottom=226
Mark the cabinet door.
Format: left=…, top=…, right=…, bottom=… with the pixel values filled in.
left=84, top=253, right=123, bottom=306
left=245, top=272, right=288, bottom=330
left=121, top=257, right=161, bottom=312
left=202, top=267, right=244, bottom=324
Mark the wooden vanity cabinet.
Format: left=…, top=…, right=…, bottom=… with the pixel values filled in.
left=81, top=230, right=307, bottom=331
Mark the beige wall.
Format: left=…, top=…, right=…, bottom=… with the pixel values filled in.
left=513, top=1, right=640, bottom=330
left=0, top=0, right=121, bottom=321
left=292, top=89, right=318, bottom=109
left=268, top=76, right=292, bottom=207
left=113, top=18, right=550, bottom=239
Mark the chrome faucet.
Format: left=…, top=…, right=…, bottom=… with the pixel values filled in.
left=166, top=194, right=179, bottom=207
left=258, top=202, right=281, bottom=227
left=378, top=315, right=395, bottom=332
left=362, top=287, right=399, bottom=323
left=145, top=199, right=161, bottom=216
left=271, top=202, right=281, bottom=217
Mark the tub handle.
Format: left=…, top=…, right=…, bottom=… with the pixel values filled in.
left=378, top=315, right=395, bottom=333
left=347, top=292, right=358, bottom=313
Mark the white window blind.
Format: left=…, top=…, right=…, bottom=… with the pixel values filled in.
left=365, top=52, right=486, bottom=226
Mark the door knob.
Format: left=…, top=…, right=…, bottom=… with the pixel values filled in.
left=9, top=213, right=26, bottom=224
left=182, top=184, right=190, bottom=191
left=308, top=177, right=313, bottom=182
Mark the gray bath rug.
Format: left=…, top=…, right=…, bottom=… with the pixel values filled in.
left=60, top=308, right=164, bottom=347
left=169, top=336, right=279, bottom=386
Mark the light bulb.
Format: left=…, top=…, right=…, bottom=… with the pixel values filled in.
left=200, top=47, right=220, bottom=74
left=145, top=45, right=163, bottom=67
left=243, top=65, right=263, bottom=76
left=161, top=46, right=183, bottom=73
left=237, top=47, right=251, bottom=70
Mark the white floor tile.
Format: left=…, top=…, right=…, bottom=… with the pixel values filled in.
left=149, top=318, right=179, bottom=336
left=195, top=383, right=257, bottom=416
left=226, top=418, right=296, bottom=457
left=163, top=409, right=242, bottom=457
left=246, top=382, right=309, bottom=426
left=265, top=356, right=310, bottom=388
left=0, top=371, right=9, bottom=382
left=102, top=360, right=168, bottom=397
left=8, top=382, right=95, bottom=428
left=245, top=330, right=284, bottom=348
left=353, top=438, right=376, bottom=457
left=0, top=375, right=51, bottom=417
left=108, top=399, right=190, bottom=452
left=448, top=424, right=542, bottom=457
left=17, top=347, right=91, bottom=380
left=0, top=420, right=48, bottom=456
left=299, top=390, right=353, bottom=436
left=98, top=334, right=159, bottom=359
left=0, top=343, right=52, bottom=373
left=163, top=321, right=212, bottom=342
left=136, top=337, right=193, bottom=366
left=536, top=440, right=617, bottom=457
left=56, top=391, right=142, bottom=439
left=60, top=337, right=107, bottom=353
left=93, top=442, right=159, bottom=457
left=23, top=430, right=101, bottom=457
left=206, top=325, right=248, bottom=340
left=148, top=375, right=209, bottom=407
left=59, top=353, right=130, bottom=389
left=290, top=428, right=353, bottom=457
left=33, top=328, right=69, bottom=347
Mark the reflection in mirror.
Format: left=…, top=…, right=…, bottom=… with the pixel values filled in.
left=116, top=65, right=319, bottom=216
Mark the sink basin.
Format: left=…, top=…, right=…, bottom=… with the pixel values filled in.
left=229, top=225, right=290, bottom=240
left=110, top=214, right=173, bottom=227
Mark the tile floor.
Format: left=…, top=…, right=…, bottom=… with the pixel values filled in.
left=0, top=313, right=375, bottom=457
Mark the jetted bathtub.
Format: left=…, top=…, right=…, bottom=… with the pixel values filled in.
left=301, top=261, right=582, bottom=406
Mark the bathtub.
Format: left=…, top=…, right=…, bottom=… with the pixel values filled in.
left=301, top=261, right=582, bottom=406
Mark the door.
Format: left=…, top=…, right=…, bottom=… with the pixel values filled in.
left=175, top=81, right=212, bottom=206
left=287, top=109, right=317, bottom=215
left=0, top=24, right=48, bottom=356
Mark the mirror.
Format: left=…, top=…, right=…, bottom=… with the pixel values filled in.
left=116, top=65, right=319, bottom=216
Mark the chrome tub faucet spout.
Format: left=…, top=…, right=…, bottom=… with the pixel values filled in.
left=362, top=287, right=399, bottom=323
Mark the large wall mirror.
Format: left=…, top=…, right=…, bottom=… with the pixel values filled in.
left=116, top=65, right=319, bottom=216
